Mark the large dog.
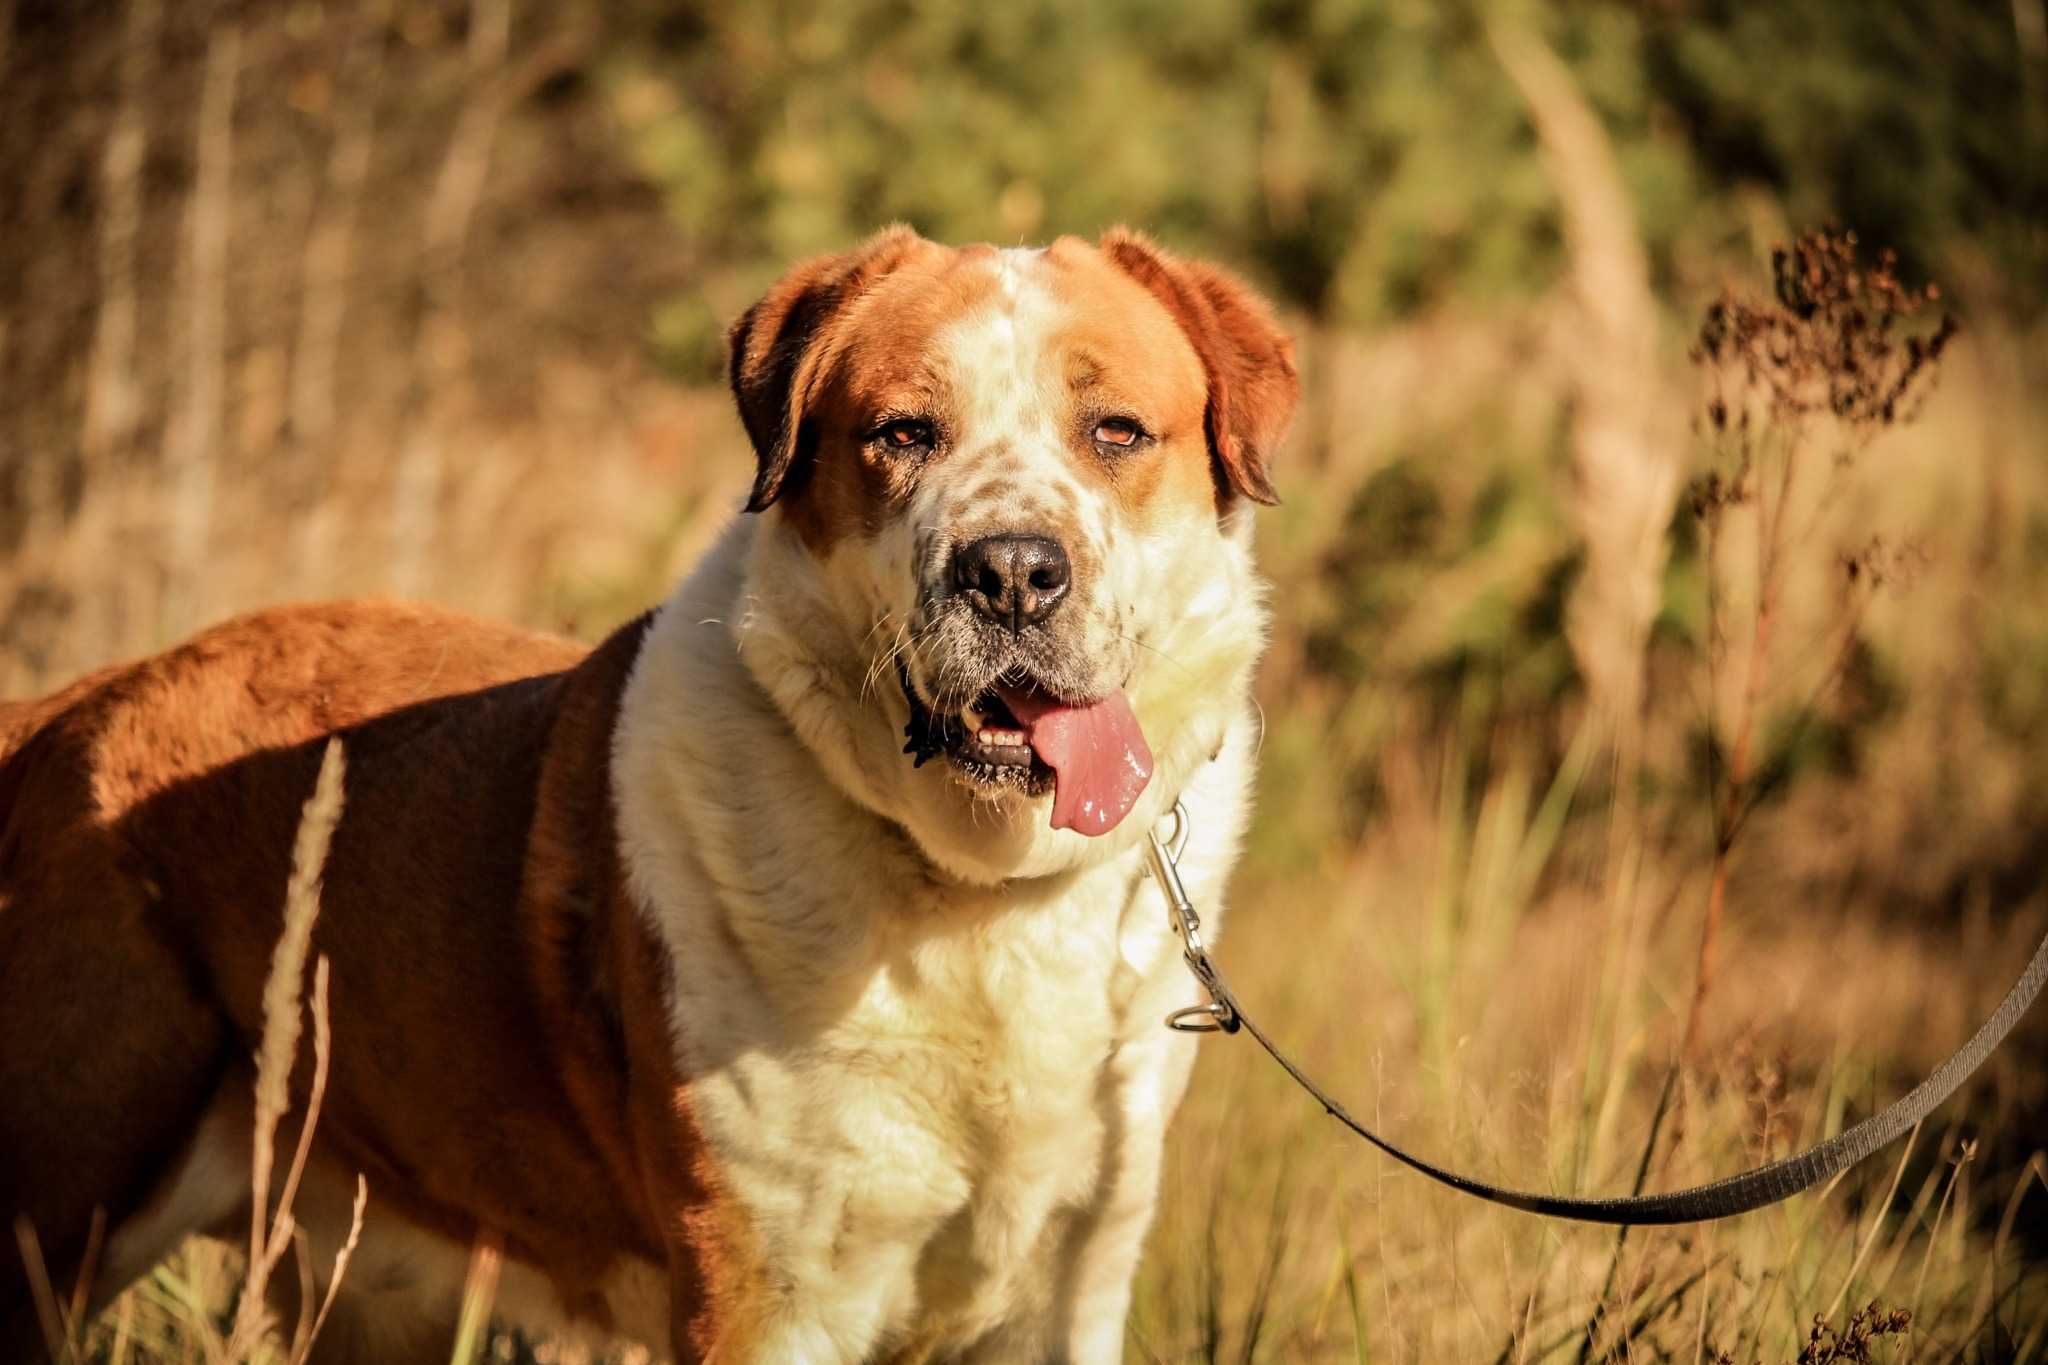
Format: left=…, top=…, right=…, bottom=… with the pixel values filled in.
left=0, top=226, right=1296, bottom=1362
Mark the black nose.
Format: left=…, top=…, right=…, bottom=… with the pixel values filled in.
left=951, top=534, right=1072, bottom=632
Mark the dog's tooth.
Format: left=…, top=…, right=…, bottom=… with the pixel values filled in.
left=961, top=702, right=985, bottom=733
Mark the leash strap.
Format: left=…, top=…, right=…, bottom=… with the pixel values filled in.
left=1144, top=802, right=2048, bottom=1225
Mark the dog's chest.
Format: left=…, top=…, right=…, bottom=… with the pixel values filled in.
left=678, top=864, right=1154, bottom=1351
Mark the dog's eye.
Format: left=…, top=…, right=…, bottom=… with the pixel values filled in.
left=1093, top=417, right=1145, bottom=450
left=875, top=419, right=935, bottom=454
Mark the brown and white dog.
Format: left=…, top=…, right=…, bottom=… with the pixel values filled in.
left=0, top=226, right=1296, bottom=1362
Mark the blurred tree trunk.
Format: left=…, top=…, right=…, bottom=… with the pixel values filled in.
left=162, top=17, right=239, bottom=636
left=1491, top=21, right=1679, bottom=768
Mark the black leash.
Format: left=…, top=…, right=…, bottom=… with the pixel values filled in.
left=1144, top=801, right=2048, bottom=1226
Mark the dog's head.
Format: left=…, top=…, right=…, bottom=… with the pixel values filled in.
left=728, top=227, right=1296, bottom=881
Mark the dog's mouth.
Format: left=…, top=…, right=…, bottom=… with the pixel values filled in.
left=900, top=665, right=1154, bottom=837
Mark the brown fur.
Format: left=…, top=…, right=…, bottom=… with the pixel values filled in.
left=0, top=602, right=747, bottom=1361
left=1098, top=228, right=1299, bottom=508
left=733, top=228, right=1258, bottom=559
left=730, top=225, right=953, bottom=514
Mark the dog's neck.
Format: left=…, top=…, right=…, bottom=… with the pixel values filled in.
left=612, top=521, right=1077, bottom=918
left=699, top=518, right=1206, bottom=884
left=611, top=511, right=1261, bottom=935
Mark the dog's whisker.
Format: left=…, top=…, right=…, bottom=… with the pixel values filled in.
left=859, top=621, right=913, bottom=708
left=1112, top=629, right=1188, bottom=674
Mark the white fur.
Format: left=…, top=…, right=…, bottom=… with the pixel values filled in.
left=99, top=1090, right=254, bottom=1309
left=612, top=250, right=1269, bottom=1361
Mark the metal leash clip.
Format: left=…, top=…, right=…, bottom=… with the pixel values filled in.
left=1144, top=800, right=1239, bottom=1034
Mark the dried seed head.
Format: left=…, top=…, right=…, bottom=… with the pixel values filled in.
left=1691, top=228, right=1958, bottom=464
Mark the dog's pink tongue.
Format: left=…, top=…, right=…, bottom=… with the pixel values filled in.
left=996, top=686, right=1153, bottom=836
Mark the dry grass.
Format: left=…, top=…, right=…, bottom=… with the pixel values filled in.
left=1123, top=273, right=2047, bottom=1362
left=1134, top=813, right=2048, bottom=1362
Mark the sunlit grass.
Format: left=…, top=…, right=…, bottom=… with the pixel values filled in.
left=1134, top=777, right=2048, bottom=1361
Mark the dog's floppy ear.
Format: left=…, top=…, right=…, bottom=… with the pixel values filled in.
left=1099, top=228, right=1297, bottom=506
left=729, top=225, right=931, bottom=512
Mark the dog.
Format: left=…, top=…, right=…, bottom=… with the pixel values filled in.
left=0, top=225, right=1297, bottom=1362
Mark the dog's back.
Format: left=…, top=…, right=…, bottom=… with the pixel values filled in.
left=0, top=601, right=609, bottom=1359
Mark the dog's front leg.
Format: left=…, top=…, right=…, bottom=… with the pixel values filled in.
left=1056, top=1027, right=1203, bottom=1364
left=670, top=1250, right=919, bottom=1365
